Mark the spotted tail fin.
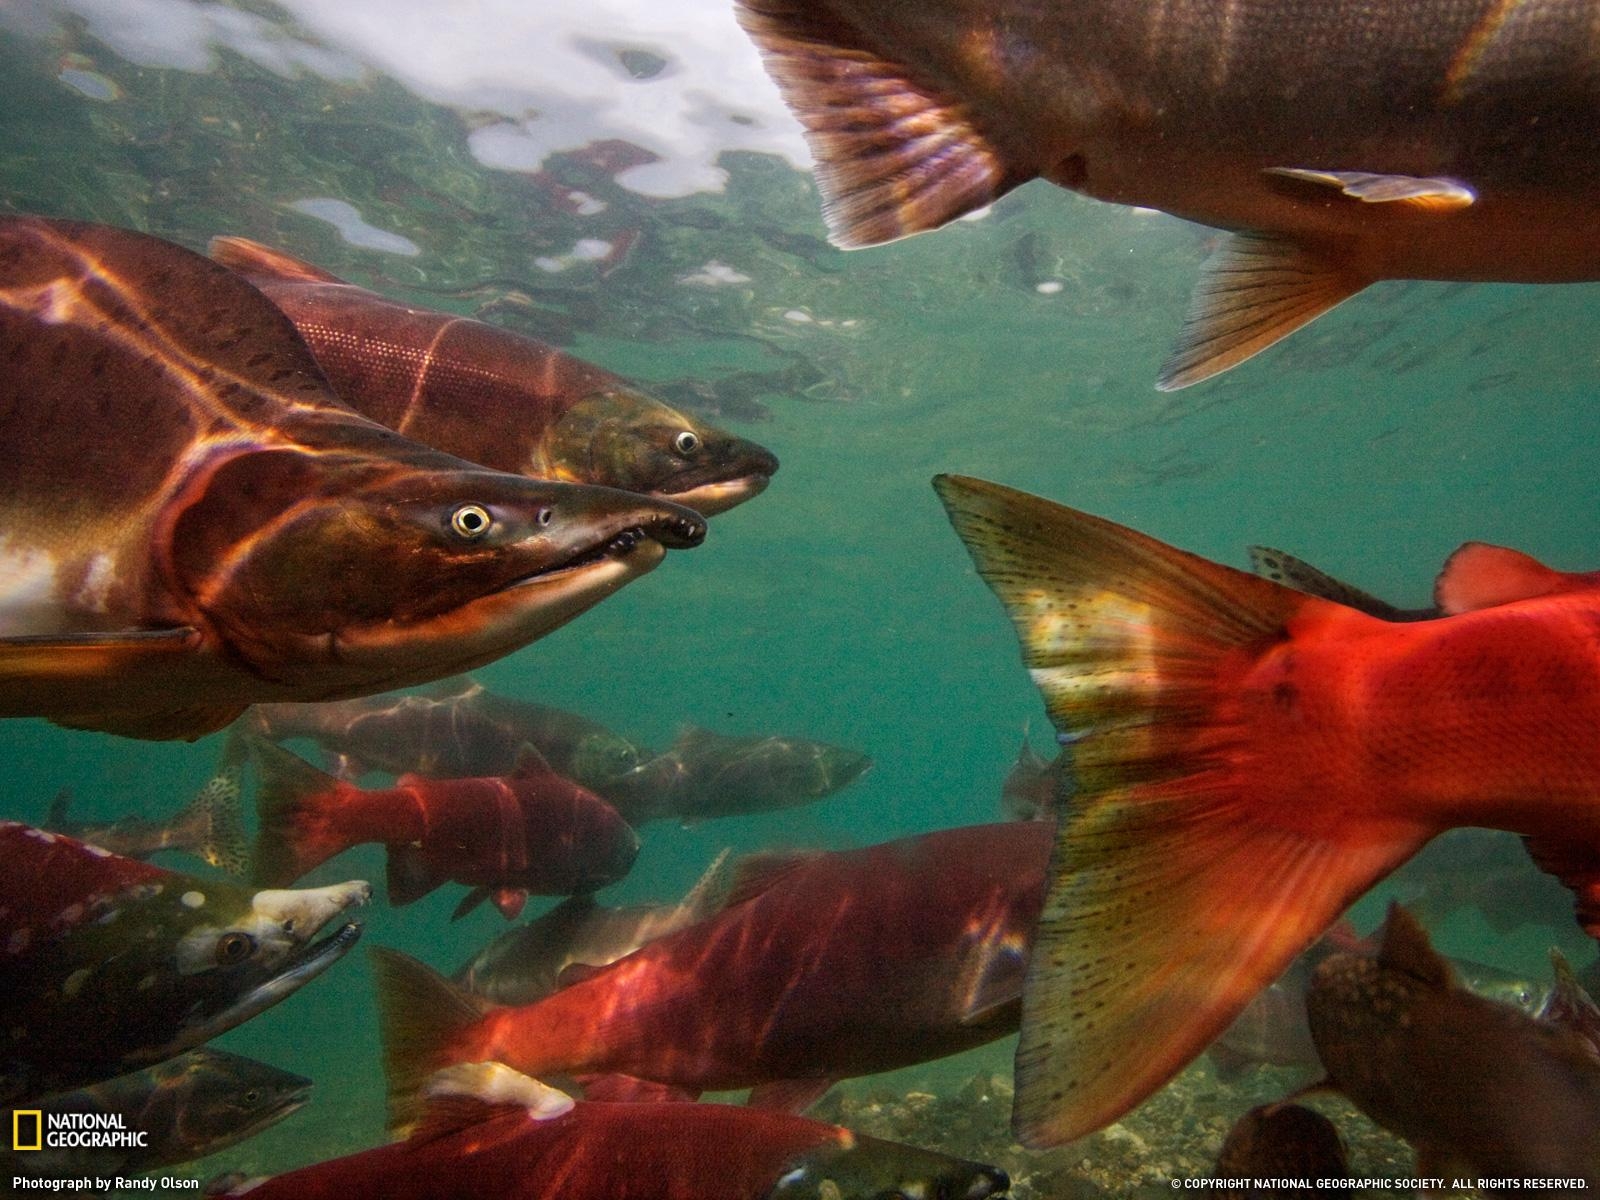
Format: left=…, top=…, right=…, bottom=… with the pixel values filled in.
left=934, top=475, right=1429, bottom=1147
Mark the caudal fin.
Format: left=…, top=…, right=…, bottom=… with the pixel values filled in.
left=371, top=947, right=488, bottom=1132
left=179, top=765, right=250, bottom=878
left=934, top=475, right=1429, bottom=1147
left=248, top=738, right=351, bottom=887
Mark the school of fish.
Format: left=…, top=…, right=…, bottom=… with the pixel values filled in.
left=2, top=0, right=1599, bottom=1195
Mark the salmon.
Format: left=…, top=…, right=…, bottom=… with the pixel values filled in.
left=210, top=236, right=779, bottom=514
left=737, top=0, right=1600, bottom=387
left=0, top=216, right=705, bottom=740
left=212, top=1063, right=1010, bottom=1200
left=935, top=473, right=1600, bottom=1145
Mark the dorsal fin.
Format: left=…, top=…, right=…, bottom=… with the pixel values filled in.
left=1248, top=546, right=1410, bottom=620
left=209, top=235, right=350, bottom=286
left=1376, top=904, right=1455, bottom=990
left=411, top=1063, right=573, bottom=1142
left=1435, top=542, right=1564, bottom=615
left=680, top=848, right=735, bottom=918
left=723, top=850, right=820, bottom=910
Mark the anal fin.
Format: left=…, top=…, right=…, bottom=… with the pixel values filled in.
left=1157, top=233, right=1368, bottom=391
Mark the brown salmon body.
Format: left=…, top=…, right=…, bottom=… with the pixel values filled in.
left=247, top=678, right=643, bottom=788
left=1307, top=906, right=1600, bottom=1185
left=0, top=217, right=705, bottom=740
left=210, top=238, right=778, bottom=514
left=738, top=0, right=1600, bottom=387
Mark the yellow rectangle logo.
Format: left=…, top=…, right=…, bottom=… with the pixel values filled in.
left=12, top=1109, right=41, bottom=1151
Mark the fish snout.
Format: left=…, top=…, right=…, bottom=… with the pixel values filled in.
left=251, top=880, right=372, bottom=940
left=645, top=505, right=707, bottom=550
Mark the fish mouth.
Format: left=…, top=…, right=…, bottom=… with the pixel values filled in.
left=663, top=471, right=773, bottom=516
left=509, top=509, right=707, bottom=587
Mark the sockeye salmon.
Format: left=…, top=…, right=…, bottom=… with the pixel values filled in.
left=210, top=236, right=779, bottom=514
left=376, top=821, right=1052, bottom=1125
left=245, top=676, right=643, bottom=787
left=935, top=473, right=1600, bottom=1146
left=1307, top=905, right=1600, bottom=1185
left=0, top=216, right=705, bottom=740
left=249, top=739, right=639, bottom=920
left=454, top=850, right=733, bottom=1006
left=213, top=1062, right=1011, bottom=1200
left=737, top=0, right=1600, bottom=388
left=0, top=822, right=367, bottom=1104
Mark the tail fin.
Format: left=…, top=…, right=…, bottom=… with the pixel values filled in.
left=934, top=475, right=1429, bottom=1147
left=370, top=947, right=488, bottom=1132
left=208, top=235, right=349, bottom=285
left=180, top=765, right=250, bottom=878
left=248, top=738, right=350, bottom=887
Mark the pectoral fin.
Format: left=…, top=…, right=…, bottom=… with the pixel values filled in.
left=1264, top=168, right=1475, bottom=210
left=734, top=0, right=1023, bottom=248
left=1157, top=233, right=1369, bottom=391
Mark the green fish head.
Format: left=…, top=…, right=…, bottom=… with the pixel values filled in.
left=140, top=1048, right=312, bottom=1167
left=30, top=876, right=369, bottom=1082
left=569, top=731, right=643, bottom=786
left=543, top=390, right=779, bottom=516
left=767, top=1133, right=1009, bottom=1200
left=163, top=449, right=706, bottom=689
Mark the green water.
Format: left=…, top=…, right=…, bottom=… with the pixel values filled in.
left=1, top=4, right=1598, bottom=1196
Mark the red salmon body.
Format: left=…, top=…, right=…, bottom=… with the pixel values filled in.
left=226, top=1065, right=1010, bottom=1200
left=251, top=741, right=638, bottom=915
left=935, top=474, right=1600, bottom=1147
left=377, top=822, right=1051, bottom=1114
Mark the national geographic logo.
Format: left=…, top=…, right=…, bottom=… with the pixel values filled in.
left=11, top=1111, right=40, bottom=1152
left=10, top=1110, right=147, bottom=1150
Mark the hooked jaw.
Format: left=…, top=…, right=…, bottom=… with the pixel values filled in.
left=662, top=441, right=780, bottom=517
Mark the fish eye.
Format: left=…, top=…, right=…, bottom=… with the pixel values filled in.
left=537, top=507, right=554, bottom=527
left=450, top=504, right=493, bottom=539
left=673, top=430, right=700, bottom=455
left=215, top=931, right=256, bottom=965
left=243, top=1089, right=260, bottom=1105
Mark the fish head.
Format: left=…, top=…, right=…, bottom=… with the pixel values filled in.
left=767, top=1133, right=1009, bottom=1200
left=698, top=733, right=872, bottom=802
left=542, top=390, right=778, bottom=515
left=143, top=1048, right=312, bottom=1165
left=568, top=730, right=644, bottom=786
left=162, top=450, right=706, bottom=691
left=556, top=793, right=642, bottom=894
left=30, top=875, right=368, bottom=1082
left=1455, top=960, right=1550, bottom=1015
